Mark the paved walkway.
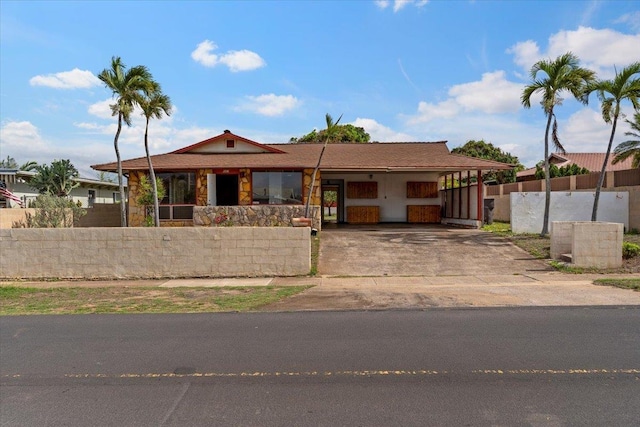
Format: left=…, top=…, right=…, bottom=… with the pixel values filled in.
left=4, top=273, right=639, bottom=310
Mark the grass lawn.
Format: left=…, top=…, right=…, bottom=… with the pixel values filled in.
left=593, top=278, right=640, bottom=291
left=0, top=285, right=311, bottom=316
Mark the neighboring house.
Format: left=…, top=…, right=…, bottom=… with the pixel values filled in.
left=92, top=130, right=512, bottom=228
left=517, top=152, right=634, bottom=182
left=0, top=169, right=124, bottom=209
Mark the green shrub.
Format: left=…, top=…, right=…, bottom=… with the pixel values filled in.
left=622, top=242, right=640, bottom=259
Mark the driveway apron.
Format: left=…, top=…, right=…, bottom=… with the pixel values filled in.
left=318, top=225, right=553, bottom=276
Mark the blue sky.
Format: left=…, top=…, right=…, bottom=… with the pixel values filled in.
left=1, top=0, right=639, bottom=177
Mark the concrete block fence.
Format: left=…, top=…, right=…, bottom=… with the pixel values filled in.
left=550, top=221, right=623, bottom=268
left=0, top=227, right=311, bottom=280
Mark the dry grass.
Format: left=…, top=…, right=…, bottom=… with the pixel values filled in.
left=0, top=286, right=311, bottom=316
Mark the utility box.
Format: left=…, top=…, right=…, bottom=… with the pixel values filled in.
left=484, top=198, right=495, bottom=224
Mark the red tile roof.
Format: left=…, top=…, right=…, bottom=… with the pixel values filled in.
left=517, top=152, right=635, bottom=177
left=93, top=141, right=514, bottom=173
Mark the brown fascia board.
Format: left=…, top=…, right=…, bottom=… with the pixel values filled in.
left=445, top=153, right=515, bottom=170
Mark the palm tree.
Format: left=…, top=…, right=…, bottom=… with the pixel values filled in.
left=521, top=52, right=595, bottom=236
left=98, top=56, right=154, bottom=227
left=140, top=82, right=172, bottom=227
left=304, top=113, right=342, bottom=219
left=612, top=112, right=640, bottom=168
left=19, top=161, right=39, bottom=172
left=587, top=63, right=640, bottom=221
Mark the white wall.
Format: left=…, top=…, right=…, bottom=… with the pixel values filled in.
left=511, top=191, right=629, bottom=233
left=323, top=172, right=441, bottom=222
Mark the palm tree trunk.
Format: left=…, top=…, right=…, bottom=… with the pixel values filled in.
left=115, top=113, right=127, bottom=227
left=304, top=143, right=327, bottom=220
left=541, top=110, right=553, bottom=236
left=144, top=118, right=160, bottom=227
left=592, top=111, right=618, bottom=221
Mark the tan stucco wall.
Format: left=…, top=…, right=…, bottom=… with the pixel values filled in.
left=0, top=227, right=311, bottom=279
left=0, top=209, right=36, bottom=229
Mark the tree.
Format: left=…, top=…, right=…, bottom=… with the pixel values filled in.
left=96, top=171, right=117, bottom=183
left=98, top=56, right=154, bottom=227
left=0, top=156, right=37, bottom=171
left=136, top=175, right=166, bottom=227
left=0, top=156, right=18, bottom=169
left=451, top=140, right=524, bottom=184
left=521, top=52, right=595, bottom=236
left=612, top=112, right=640, bottom=168
left=139, top=82, right=172, bottom=227
left=19, top=161, right=38, bottom=172
left=534, top=163, right=589, bottom=179
left=323, top=190, right=337, bottom=216
left=291, top=123, right=369, bottom=143
left=15, top=194, right=86, bottom=228
left=587, top=62, right=640, bottom=221
left=304, top=113, right=342, bottom=219
left=29, top=159, right=80, bottom=197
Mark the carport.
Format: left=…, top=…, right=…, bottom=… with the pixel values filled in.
left=317, top=224, right=552, bottom=276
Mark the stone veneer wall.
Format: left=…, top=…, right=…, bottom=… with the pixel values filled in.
left=127, top=171, right=145, bottom=227
left=0, top=227, right=311, bottom=279
left=193, top=205, right=321, bottom=230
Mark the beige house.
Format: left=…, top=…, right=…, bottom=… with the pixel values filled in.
left=92, top=130, right=512, bottom=229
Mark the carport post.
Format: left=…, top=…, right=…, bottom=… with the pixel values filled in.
left=458, top=171, right=462, bottom=218
left=467, top=171, right=471, bottom=219
left=476, top=170, right=483, bottom=222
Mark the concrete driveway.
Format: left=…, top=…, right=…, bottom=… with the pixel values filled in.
left=318, top=224, right=554, bottom=276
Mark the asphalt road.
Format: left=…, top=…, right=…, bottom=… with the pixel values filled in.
left=2, top=308, right=639, bottom=426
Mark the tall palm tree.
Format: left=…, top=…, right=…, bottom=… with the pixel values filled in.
left=587, top=63, right=640, bottom=221
left=304, top=113, right=342, bottom=219
left=521, top=52, right=595, bottom=236
left=98, top=56, right=154, bottom=227
left=612, top=112, right=640, bottom=168
left=140, top=82, right=173, bottom=227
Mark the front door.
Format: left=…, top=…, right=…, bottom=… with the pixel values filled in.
left=216, top=174, right=239, bottom=205
left=321, top=180, right=344, bottom=223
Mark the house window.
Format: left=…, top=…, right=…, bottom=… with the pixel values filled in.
left=113, top=192, right=121, bottom=203
left=157, top=172, right=196, bottom=220
left=88, top=190, right=96, bottom=207
left=252, top=171, right=302, bottom=205
left=226, top=140, right=235, bottom=149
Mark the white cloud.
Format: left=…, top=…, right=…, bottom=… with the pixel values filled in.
left=449, top=71, right=523, bottom=114
left=615, top=11, right=640, bottom=31
left=191, top=40, right=265, bottom=72
left=82, top=98, right=177, bottom=150
left=507, top=27, right=640, bottom=78
left=375, top=0, right=428, bottom=12
left=351, top=118, right=416, bottom=141
left=560, top=108, right=622, bottom=152
left=0, top=120, right=114, bottom=177
left=235, top=94, right=300, bottom=117
left=407, top=71, right=522, bottom=124
left=88, top=99, right=115, bottom=120
left=29, top=68, right=101, bottom=89
left=0, top=120, right=46, bottom=150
